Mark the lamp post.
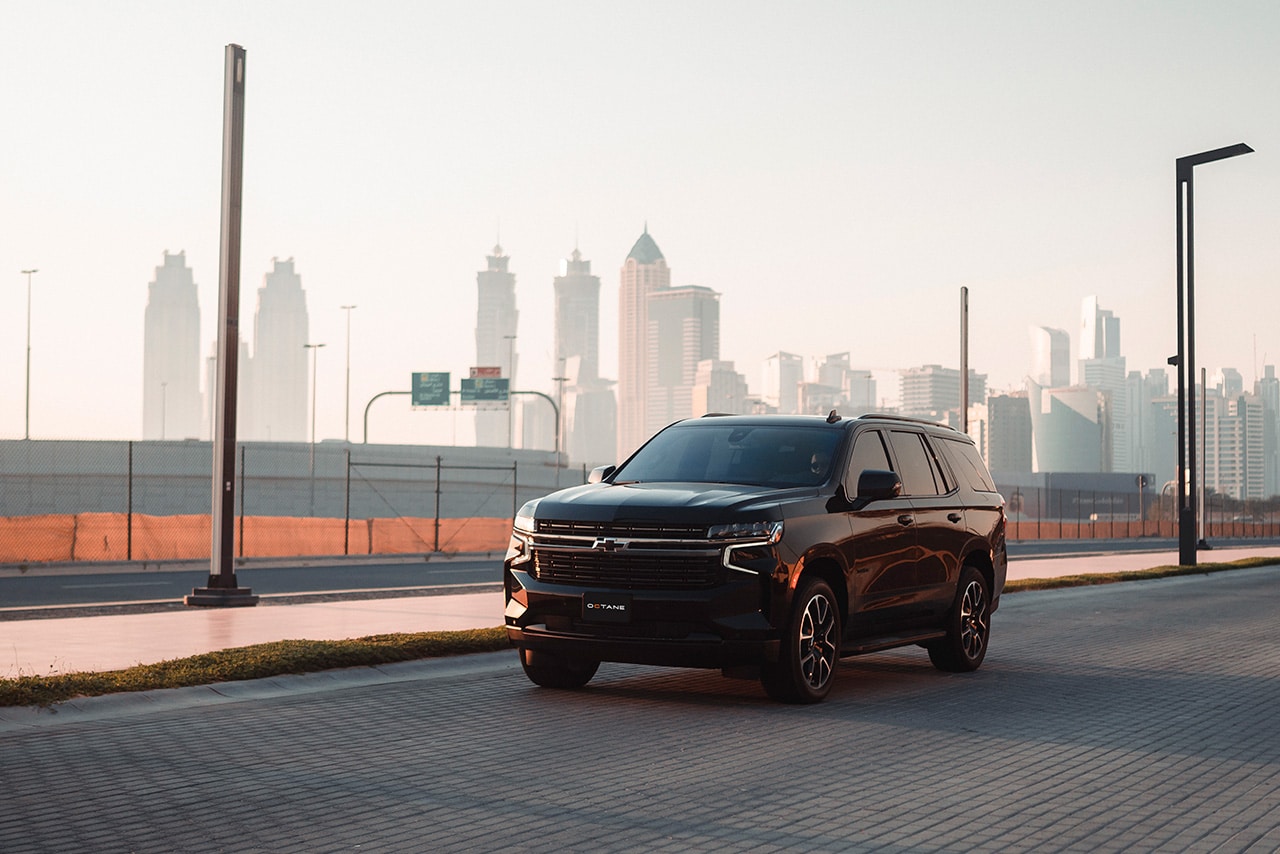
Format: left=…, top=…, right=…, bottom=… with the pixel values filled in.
left=1174, top=142, right=1252, bottom=567
left=552, top=367, right=569, bottom=486
left=504, top=333, right=517, bottom=448
left=21, top=269, right=37, bottom=440
left=305, top=343, right=326, bottom=513
left=341, top=305, right=357, bottom=442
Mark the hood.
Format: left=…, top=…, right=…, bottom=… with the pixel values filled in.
left=527, top=481, right=821, bottom=524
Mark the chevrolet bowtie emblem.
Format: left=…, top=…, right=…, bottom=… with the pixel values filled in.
left=592, top=537, right=624, bottom=551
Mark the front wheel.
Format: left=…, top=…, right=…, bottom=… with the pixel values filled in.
left=762, top=577, right=841, bottom=704
left=518, top=648, right=600, bottom=689
left=927, top=565, right=991, bottom=672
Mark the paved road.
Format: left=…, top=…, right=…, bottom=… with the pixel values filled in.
left=3, top=566, right=1278, bottom=852
left=0, top=557, right=502, bottom=609
left=6, top=538, right=1279, bottom=611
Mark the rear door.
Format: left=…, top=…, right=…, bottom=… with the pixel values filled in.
left=885, top=429, right=966, bottom=614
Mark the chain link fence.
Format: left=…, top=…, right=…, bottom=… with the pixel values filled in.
left=0, top=440, right=572, bottom=564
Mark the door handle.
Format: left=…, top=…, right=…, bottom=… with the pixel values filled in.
left=897, top=514, right=914, bottom=526
left=948, top=513, right=963, bottom=523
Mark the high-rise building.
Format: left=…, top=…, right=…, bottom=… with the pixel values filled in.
left=1078, top=297, right=1128, bottom=471
left=981, top=392, right=1033, bottom=473
left=1029, top=326, right=1071, bottom=387
left=1080, top=295, right=1120, bottom=363
left=1027, top=380, right=1107, bottom=472
left=645, top=285, right=719, bottom=436
left=762, top=352, right=804, bottom=415
left=692, top=359, right=749, bottom=416
left=899, top=365, right=986, bottom=421
left=245, top=257, right=310, bottom=442
left=554, top=248, right=599, bottom=383
left=553, top=247, right=616, bottom=465
left=1255, top=365, right=1279, bottom=497
left=815, top=353, right=877, bottom=414
left=475, top=244, right=518, bottom=448
left=617, top=229, right=670, bottom=458
left=143, top=251, right=203, bottom=440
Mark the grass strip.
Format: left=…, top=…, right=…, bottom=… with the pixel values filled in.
left=1, top=626, right=508, bottom=708
left=3, top=558, right=1277, bottom=708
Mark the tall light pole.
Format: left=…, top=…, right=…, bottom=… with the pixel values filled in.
left=21, top=269, right=37, bottom=440
left=1174, top=142, right=1252, bottom=567
left=341, top=305, right=357, bottom=442
left=552, top=364, right=569, bottom=486
left=504, top=333, right=517, bottom=448
left=305, top=342, right=326, bottom=513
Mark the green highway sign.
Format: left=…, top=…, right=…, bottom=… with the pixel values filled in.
left=460, top=377, right=509, bottom=403
left=412, top=372, right=451, bottom=406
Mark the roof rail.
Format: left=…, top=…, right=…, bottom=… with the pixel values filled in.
left=857, top=412, right=958, bottom=432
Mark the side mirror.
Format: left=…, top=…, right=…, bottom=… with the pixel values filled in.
left=587, top=464, right=616, bottom=484
left=856, top=469, right=903, bottom=502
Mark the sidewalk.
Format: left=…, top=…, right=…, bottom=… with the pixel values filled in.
left=2, top=546, right=1277, bottom=677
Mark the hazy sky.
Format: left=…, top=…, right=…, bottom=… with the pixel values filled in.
left=3, top=1, right=1278, bottom=447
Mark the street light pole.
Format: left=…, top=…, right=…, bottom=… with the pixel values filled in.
left=341, top=305, right=357, bottom=443
left=1174, top=142, right=1252, bottom=567
left=504, top=333, right=517, bottom=448
left=21, top=269, right=37, bottom=440
left=305, top=343, right=326, bottom=513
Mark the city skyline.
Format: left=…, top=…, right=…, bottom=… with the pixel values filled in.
left=4, top=3, right=1279, bottom=448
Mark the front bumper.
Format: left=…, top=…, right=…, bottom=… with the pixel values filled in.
left=504, top=566, right=781, bottom=669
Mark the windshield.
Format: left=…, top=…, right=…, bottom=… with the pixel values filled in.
left=613, top=424, right=844, bottom=487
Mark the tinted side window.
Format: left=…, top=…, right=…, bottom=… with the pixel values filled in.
left=846, top=430, right=892, bottom=485
left=887, top=431, right=940, bottom=496
left=939, top=438, right=998, bottom=492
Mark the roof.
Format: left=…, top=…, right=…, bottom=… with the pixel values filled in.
left=626, top=230, right=664, bottom=264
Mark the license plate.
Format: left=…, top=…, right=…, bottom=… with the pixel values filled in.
left=583, top=591, right=632, bottom=623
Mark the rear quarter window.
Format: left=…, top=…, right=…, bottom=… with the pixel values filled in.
left=938, top=438, right=998, bottom=493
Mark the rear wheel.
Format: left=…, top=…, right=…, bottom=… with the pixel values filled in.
left=762, top=577, right=841, bottom=704
left=519, top=649, right=599, bottom=689
left=927, top=565, right=990, bottom=672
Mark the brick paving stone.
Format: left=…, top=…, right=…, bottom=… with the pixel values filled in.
left=1, top=566, right=1278, bottom=852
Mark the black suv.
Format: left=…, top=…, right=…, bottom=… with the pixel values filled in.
left=504, top=412, right=1007, bottom=703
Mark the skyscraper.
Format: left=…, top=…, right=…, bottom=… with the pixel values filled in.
left=475, top=244, right=518, bottom=447
left=246, top=257, right=310, bottom=442
left=645, top=285, right=720, bottom=436
left=762, top=352, right=804, bottom=414
left=618, top=229, right=669, bottom=458
left=554, top=247, right=616, bottom=465
left=1078, top=297, right=1127, bottom=470
left=1029, top=326, right=1071, bottom=387
left=142, top=251, right=202, bottom=440
left=899, top=365, right=986, bottom=421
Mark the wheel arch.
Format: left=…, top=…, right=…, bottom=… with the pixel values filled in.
left=796, top=555, right=848, bottom=623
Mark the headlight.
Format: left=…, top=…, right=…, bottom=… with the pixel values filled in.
left=707, top=520, right=783, bottom=544
left=513, top=501, right=539, bottom=535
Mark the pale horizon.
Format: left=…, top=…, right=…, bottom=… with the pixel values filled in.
left=3, top=2, right=1278, bottom=450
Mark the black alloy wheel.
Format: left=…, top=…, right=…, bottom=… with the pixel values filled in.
left=927, top=565, right=990, bottom=673
left=762, top=577, right=841, bottom=704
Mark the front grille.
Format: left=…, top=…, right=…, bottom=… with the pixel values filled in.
left=532, top=550, right=722, bottom=590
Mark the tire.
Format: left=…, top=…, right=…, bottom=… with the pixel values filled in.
left=519, top=649, right=599, bottom=690
left=761, top=577, right=841, bottom=704
left=928, top=565, right=991, bottom=673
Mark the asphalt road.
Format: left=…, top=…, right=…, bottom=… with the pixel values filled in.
left=2, top=566, right=1277, bottom=852
left=5, top=538, right=1280, bottom=610
left=0, top=558, right=502, bottom=609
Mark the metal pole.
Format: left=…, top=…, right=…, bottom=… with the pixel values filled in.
left=127, top=440, right=134, bottom=561
left=344, top=449, right=351, bottom=556
left=305, top=342, right=326, bottom=515
left=341, top=305, right=356, bottom=442
left=960, top=286, right=969, bottom=434
left=21, top=269, right=37, bottom=440
left=239, top=443, right=246, bottom=557
left=434, top=455, right=442, bottom=553
left=1199, top=366, right=1208, bottom=548
left=189, top=44, right=256, bottom=606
